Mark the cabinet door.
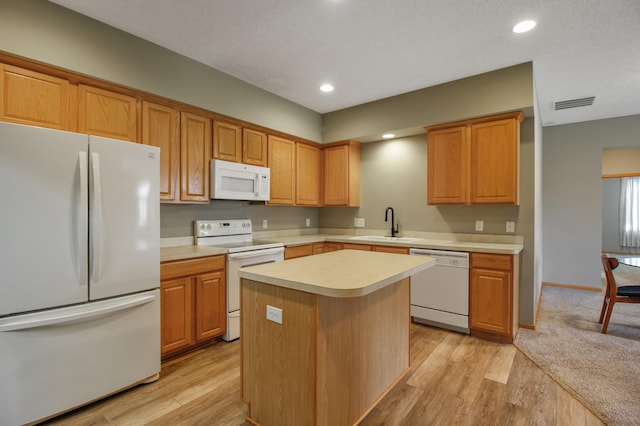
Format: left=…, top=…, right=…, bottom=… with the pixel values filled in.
left=195, top=271, right=226, bottom=341
left=160, top=277, right=194, bottom=355
left=324, top=142, right=360, bottom=206
left=427, top=125, right=468, bottom=204
left=180, top=111, right=211, bottom=202
left=470, top=268, right=512, bottom=335
left=213, top=121, right=242, bottom=162
left=268, top=135, right=296, bottom=205
left=243, top=128, right=267, bottom=166
left=142, top=101, right=180, bottom=202
left=0, top=64, right=70, bottom=130
left=296, top=143, right=321, bottom=206
left=470, top=118, right=519, bottom=204
left=312, top=243, right=325, bottom=255
left=78, top=84, right=137, bottom=142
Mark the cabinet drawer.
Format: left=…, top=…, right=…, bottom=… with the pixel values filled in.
left=470, top=253, right=512, bottom=271
left=161, top=255, right=225, bottom=280
left=285, top=244, right=313, bottom=259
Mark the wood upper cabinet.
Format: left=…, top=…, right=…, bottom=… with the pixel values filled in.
left=0, top=63, right=70, bottom=130
left=180, top=111, right=211, bottom=202
left=296, top=143, right=321, bottom=206
left=469, top=252, right=519, bottom=343
left=324, top=140, right=360, bottom=206
left=268, top=135, right=296, bottom=205
left=213, top=120, right=242, bottom=163
left=243, top=128, right=267, bottom=166
left=160, top=255, right=226, bottom=358
left=470, top=118, right=520, bottom=204
left=427, top=125, right=468, bottom=204
left=425, top=112, right=522, bottom=205
left=142, top=101, right=180, bottom=201
left=78, top=84, right=137, bottom=142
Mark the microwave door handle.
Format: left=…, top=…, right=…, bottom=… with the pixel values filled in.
left=255, top=173, right=260, bottom=196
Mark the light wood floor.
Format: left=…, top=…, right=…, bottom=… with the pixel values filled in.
left=46, top=323, right=603, bottom=426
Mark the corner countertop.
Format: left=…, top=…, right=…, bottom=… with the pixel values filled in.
left=238, top=249, right=435, bottom=298
left=160, top=245, right=227, bottom=262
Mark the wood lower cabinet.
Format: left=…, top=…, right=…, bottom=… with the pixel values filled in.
left=323, top=140, right=360, bottom=206
left=324, top=242, right=343, bottom=252
left=373, top=245, right=410, bottom=254
left=0, top=63, right=70, bottom=130
left=342, top=243, right=372, bottom=251
left=160, top=255, right=226, bottom=358
left=469, top=252, right=519, bottom=343
left=78, top=84, right=138, bottom=142
left=284, top=244, right=314, bottom=260
left=425, top=112, right=523, bottom=205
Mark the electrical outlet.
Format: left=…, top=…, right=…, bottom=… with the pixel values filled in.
left=262, top=219, right=268, bottom=229
left=266, top=305, right=282, bottom=324
left=475, top=220, right=484, bottom=232
left=354, top=218, right=365, bottom=228
left=506, top=221, right=515, bottom=233
left=306, top=218, right=310, bottom=227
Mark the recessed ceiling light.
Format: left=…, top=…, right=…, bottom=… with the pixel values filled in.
left=382, top=133, right=395, bottom=139
left=320, top=83, right=334, bottom=93
left=513, top=20, right=536, bottom=33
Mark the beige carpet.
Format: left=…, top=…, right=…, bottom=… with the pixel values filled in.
left=515, top=275, right=640, bottom=426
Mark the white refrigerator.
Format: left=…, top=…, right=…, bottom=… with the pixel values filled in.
left=0, top=122, right=161, bottom=425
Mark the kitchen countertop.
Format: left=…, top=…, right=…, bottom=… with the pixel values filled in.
left=160, top=231, right=523, bottom=262
left=238, top=249, right=434, bottom=298
left=261, top=234, right=523, bottom=255
left=160, top=245, right=227, bottom=262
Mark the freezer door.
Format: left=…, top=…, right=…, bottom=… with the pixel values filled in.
left=0, top=290, right=160, bottom=425
left=0, top=122, right=89, bottom=316
left=88, top=136, right=160, bottom=300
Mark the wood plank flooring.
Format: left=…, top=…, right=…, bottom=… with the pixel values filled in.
left=45, top=323, right=602, bottom=426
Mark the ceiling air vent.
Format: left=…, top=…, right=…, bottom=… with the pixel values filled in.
left=554, top=96, right=595, bottom=110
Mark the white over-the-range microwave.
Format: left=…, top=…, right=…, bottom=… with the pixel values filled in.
left=210, top=159, right=270, bottom=201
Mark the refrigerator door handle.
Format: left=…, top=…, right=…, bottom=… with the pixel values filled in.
left=90, top=152, right=103, bottom=283
left=0, top=293, right=157, bottom=332
left=78, top=151, right=89, bottom=287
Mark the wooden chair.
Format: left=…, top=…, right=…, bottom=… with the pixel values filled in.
left=599, top=255, right=640, bottom=333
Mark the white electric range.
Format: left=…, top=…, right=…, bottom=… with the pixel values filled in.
left=194, top=219, right=284, bottom=341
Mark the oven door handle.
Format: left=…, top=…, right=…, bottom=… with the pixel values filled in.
left=228, top=247, right=284, bottom=260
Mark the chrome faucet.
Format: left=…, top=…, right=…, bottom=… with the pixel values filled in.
left=385, top=207, right=399, bottom=238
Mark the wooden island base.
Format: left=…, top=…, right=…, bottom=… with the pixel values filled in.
left=241, top=277, right=410, bottom=426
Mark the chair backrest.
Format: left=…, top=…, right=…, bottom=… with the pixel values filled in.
left=601, top=255, right=619, bottom=293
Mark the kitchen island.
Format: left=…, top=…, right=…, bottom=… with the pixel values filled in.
left=238, top=250, right=434, bottom=426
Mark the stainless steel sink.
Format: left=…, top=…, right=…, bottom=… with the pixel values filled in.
left=349, top=235, right=422, bottom=243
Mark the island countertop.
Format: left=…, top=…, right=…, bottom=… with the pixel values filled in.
left=238, top=249, right=434, bottom=298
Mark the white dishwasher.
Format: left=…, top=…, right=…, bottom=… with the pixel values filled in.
left=409, top=248, right=470, bottom=333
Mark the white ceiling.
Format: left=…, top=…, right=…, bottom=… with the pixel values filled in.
left=50, top=0, right=640, bottom=127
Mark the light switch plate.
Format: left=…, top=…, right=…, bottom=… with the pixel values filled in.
left=506, top=221, right=515, bottom=233
left=306, top=218, right=311, bottom=227
left=475, top=220, right=484, bottom=232
left=354, top=218, right=365, bottom=228
left=263, top=219, right=268, bottom=229
left=266, top=305, right=282, bottom=324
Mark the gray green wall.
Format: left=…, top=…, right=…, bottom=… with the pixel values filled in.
left=542, top=114, right=640, bottom=288
left=0, top=0, right=321, bottom=141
